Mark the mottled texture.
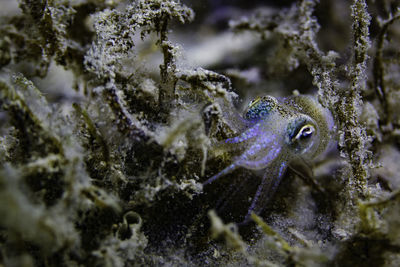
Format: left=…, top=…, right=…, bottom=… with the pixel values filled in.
left=1, top=0, right=400, bottom=266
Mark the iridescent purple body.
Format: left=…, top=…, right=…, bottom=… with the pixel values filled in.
left=204, top=95, right=333, bottom=222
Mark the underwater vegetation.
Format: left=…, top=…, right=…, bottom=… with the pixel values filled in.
left=1, top=0, right=400, bottom=266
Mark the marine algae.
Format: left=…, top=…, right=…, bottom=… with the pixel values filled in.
left=1, top=0, right=400, bottom=266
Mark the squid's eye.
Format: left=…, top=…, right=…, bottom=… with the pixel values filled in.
left=288, top=123, right=316, bottom=154
left=286, top=116, right=316, bottom=145
left=296, top=125, right=314, bottom=140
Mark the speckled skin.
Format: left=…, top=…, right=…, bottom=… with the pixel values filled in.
left=204, top=94, right=334, bottom=222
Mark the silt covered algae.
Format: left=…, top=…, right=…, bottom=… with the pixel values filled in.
left=1, top=0, right=400, bottom=266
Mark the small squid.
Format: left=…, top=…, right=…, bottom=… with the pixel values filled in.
left=204, top=94, right=334, bottom=222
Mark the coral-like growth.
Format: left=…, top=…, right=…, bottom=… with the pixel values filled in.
left=1, top=0, right=400, bottom=266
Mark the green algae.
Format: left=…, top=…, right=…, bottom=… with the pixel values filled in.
left=1, top=0, right=400, bottom=266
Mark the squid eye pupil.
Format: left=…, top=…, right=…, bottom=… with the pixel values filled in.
left=300, top=126, right=313, bottom=138
left=291, top=124, right=314, bottom=143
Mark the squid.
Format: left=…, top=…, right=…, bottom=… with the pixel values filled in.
left=204, top=94, right=334, bottom=223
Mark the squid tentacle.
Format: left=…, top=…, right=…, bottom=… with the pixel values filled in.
left=223, top=122, right=262, bottom=144
left=242, top=161, right=287, bottom=223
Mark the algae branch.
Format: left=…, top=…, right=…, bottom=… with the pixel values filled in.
left=1, top=0, right=400, bottom=266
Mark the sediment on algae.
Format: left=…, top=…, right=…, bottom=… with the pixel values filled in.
left=1, top=0, right=400, bottom=266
